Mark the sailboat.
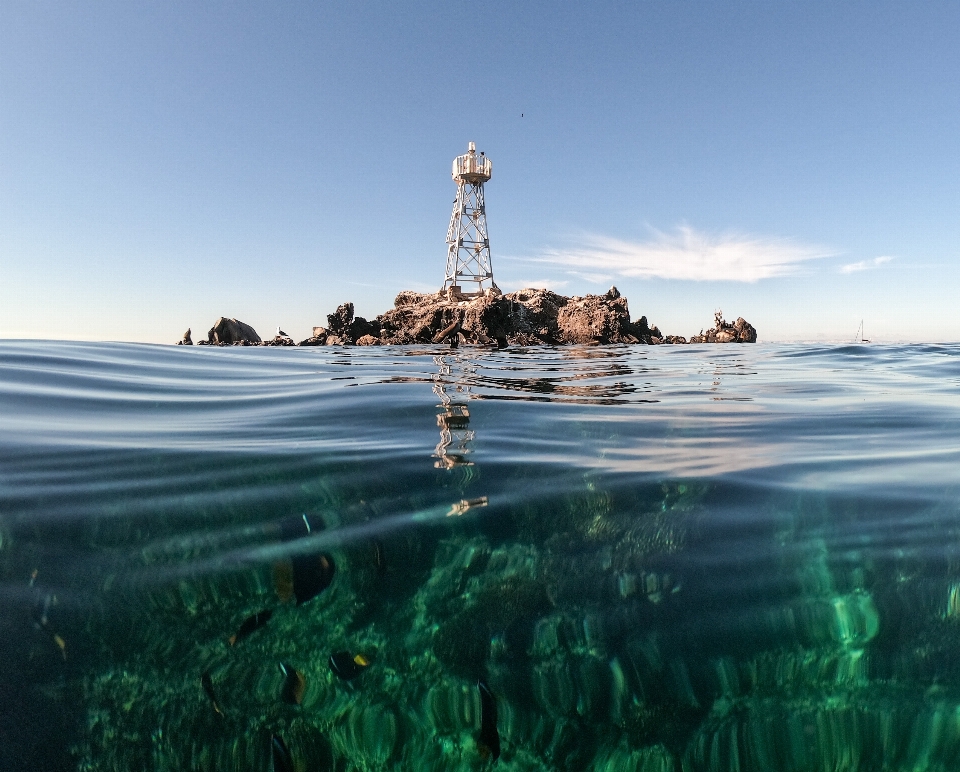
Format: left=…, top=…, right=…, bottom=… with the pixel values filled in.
left=854, top=320, right=870, bottom=343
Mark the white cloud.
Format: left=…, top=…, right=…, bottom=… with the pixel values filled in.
left=527, top=226, right=835, bottom=282
left=506, top=278, right=570, bottom=292
left=839, top=256, right=894, bottom=274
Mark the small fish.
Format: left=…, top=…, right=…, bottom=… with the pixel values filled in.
left=32, top=592, right=55, bottom=629
left=290, top=552, right=335, bottom=605
left=272, top=514, right=334, bottom=605
left=477, top=679, right=500, bottom=761
left=273, top=551, right=335, bottom=605
left=200, top=671, right=223, bottom=715
left=447, top=496, right=489, bottom=517
left=229, top=609, right=273, bottom=646
left=372, top=539, right=387, bottom=577
left=328, top=651, right=372, bottom=681
left=53, top=634, right=67, bottom=661
left=277, top=513, right=322, bottom=542
left=270, top=733, right=295, bottom=772
left=279, top=662, right=306, bottom=705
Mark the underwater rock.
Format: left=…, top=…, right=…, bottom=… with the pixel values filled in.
left=594, top=742, right=675, bottom=772
left=331, top=702, right=398, bottom=767
left=207, top=316, right=262, bottom=344
left=530, top=654, right=612, bottom=722
left=424, top=680, right=482, bottom=736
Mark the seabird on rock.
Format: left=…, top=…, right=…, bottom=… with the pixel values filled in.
left=277, top=327, right=288, bottom=338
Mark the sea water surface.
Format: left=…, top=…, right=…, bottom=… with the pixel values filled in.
left=2, top=341, right=960, bottom=771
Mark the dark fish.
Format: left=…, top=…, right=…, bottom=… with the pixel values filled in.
left=277, top=513, right=322, bottom=542
left=290, top=552, right=335, bottom=605
left=279, top=662, right=306, bottom=705
left=272, top=513, right=334, bottom=605
left=328, top=650, right=371, bottom=681
left=31, top=593, right=68, bottom=660
left=200, top=671, right=223, bottom=715
left=270, top=733, right=295, bottom=772
left=477, top=679, right=500, bottom=761
left=372, top=539, right=387, bottom=577
left=229, top=609, right=273, bottom=645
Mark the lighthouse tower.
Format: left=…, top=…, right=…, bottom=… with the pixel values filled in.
left=443, top=142, right=498, bottom=297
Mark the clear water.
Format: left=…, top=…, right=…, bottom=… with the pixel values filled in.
left=2, top=341, right=960, bottom=772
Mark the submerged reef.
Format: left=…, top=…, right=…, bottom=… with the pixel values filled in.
left=49, top=473, right=960, bottom=771
left=183, top=287, right=757, bottom=347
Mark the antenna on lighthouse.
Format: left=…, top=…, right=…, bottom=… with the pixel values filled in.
left=443, top=142, right=498, bottom=299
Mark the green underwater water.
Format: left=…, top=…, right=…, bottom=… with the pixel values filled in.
left=3, top=341, right=960, bottom=771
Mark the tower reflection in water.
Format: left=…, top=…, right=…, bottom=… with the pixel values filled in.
left=432, top=354, right=475, bottom=469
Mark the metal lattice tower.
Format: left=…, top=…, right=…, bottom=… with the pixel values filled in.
left=443, top=142, right=498, bottom=296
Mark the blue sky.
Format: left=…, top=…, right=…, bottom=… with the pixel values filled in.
left=1, top=1, right=958, bottom=343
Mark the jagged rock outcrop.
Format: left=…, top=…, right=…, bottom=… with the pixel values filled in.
left=371, top=286, right=666, bottom=347
left=689, top=311, right=758, bottom=344
left=182, top=295, right=757, bottom=347
left=262, top=335, right=296, bottom=346
left=205, top=317, right=261, bottom=345
left=177, top=328, right=193, bottom=345
left=326, top=303, right=380, bottom=344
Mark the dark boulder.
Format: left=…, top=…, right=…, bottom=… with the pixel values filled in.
left=326, top=303, right=355, bottom=338
left=207, top=317, right=261, bottom=345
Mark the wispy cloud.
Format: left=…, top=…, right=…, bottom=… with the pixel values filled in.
left=508, top=278, right=570, bottom=291
left=527, top=226, right=835, bottom=282
left=839, top=256, right=894, bottom=274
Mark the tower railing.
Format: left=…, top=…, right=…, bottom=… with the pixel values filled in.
left=452, top=154, right=492, bottom=181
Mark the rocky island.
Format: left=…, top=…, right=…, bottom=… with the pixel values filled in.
left=179, top=287, right=756, bottom=347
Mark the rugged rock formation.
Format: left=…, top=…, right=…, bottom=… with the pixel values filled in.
left=325, top=303, right=380, bottom=344
left=183, top=295, right=757, bottom=347
left=205, top=317, right=262, bottom=345
left=262, top=335, right=297, bottom=347
left=372, top=286, right=665, bottom=347
left=689, top=311, right=758, bottom=344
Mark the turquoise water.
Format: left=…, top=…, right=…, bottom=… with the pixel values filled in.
left=2, top=341, right=960, bottom=771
